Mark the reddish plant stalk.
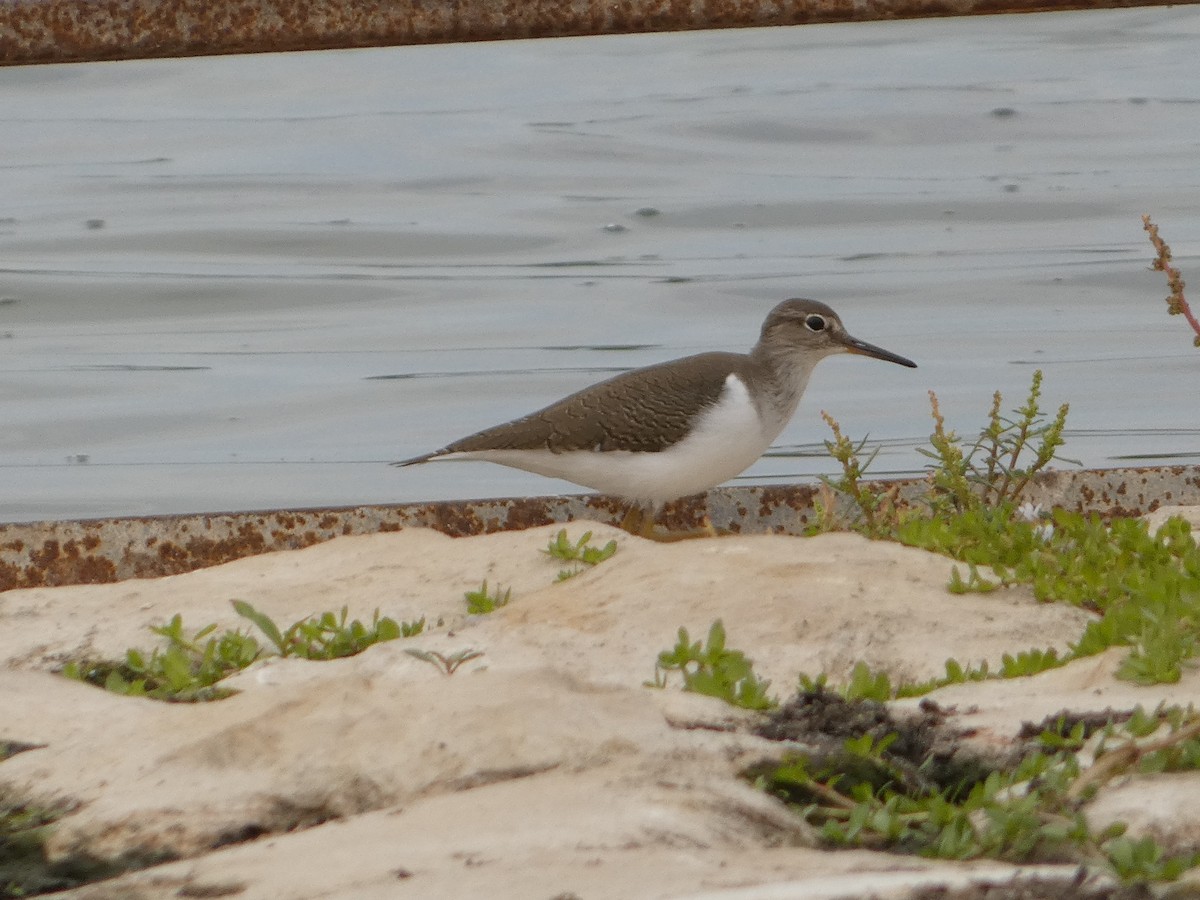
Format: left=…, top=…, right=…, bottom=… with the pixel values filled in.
left=1143, top=214, right=1200, bottom=347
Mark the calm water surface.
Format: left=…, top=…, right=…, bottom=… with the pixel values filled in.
left=2, top=8, right=1199, bottom=522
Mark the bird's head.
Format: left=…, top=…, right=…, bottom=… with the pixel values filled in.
left=759, top=298, right=917, bottom=369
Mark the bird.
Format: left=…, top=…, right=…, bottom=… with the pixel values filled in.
left=396, top=298, right=916, bottom=536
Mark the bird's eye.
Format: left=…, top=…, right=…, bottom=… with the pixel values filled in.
left=804, top=314, right=827, bottom=332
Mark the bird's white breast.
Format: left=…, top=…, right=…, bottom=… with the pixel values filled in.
left=442, top=374, right=775, bottom=505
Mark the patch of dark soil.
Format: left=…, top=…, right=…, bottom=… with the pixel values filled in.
left=756, top=688, right=938, bottom=758
left=904, top=869, right=1153, bottom=900
left=177, top=880, right=249, bottom=897
left=0, top=801, right=174, bottom=900
left=0, top=740, right=44, bottom=762
left=1, top=790, right=351, bottom=898
left=1016, top=708, right=1134, bottom=743
left=752, top=689, right=990, bottom=802
left=1, top=803, right=71, bottom=898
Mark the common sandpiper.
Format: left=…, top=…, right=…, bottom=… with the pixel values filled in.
left=397, top=298, right=916, bottom=535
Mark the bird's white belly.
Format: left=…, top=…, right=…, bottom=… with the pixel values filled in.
left=443, top=375, right=776, bottom=504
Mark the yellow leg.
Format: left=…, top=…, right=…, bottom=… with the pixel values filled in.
left=640, top=510, right=659, bottom=540
left=650, top=516, right=719, bottom=542
left=619, top=503, right=720, bottom=542
left=618, top=504, right=648, bottom=535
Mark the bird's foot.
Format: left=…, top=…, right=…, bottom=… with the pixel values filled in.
left=619, top=505, right=720, bottom=541
left=647, top=516, right=721, bottom=542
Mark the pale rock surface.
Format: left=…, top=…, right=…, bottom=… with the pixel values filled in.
left=1143, top=503, right=1200, bottom=532
left=0, top=527, right=1092, bottom=688
left=0, top=519, right=1196, bottom=899
left=892, top=648, right=1200, bottom=749
left=1085, top=773, right=1200, bottom=855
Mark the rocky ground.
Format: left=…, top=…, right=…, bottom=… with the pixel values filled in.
left=2, top=511, right=1199, bottom=899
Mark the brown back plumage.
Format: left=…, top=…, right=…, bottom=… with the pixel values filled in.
left=399, top=351, right=763, bottom=464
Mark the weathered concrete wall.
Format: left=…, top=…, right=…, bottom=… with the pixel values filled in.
left=1, top=0, right=1186, bottom=66
left=2, top=464, right=1197, bottom=590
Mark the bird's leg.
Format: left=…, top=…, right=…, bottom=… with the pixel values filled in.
left=640, top=504, right=661, bottom=540
left=618, top=502, right=655, bottom=538
left=618, top=501, right=720, bottom=542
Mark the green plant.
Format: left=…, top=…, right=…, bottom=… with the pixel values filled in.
left=841, top=660, right=893, bottom=702
left=231, top=600, right=412, bottom=660
left=947, top=563, right=999, bottom=594
left=1105, top=834, right=1199, bottom=882
left=798, top=647, right=1068, bottom=703
left=61, top=601, right=422, bottom=702
left=914, top=510, right=1200, bottom=684
left=400, top=618, right=425, bottom=637
left=652, top=620, right=775, bottom=711
left=465, top=580, right=511, bottom=615
left=1035, top=717, right=1090, bottom=752
left=816, top=371, right=1200, bottom=687
left=922, top=371, right=1072, bottom=513
left=61, top=613, right=260, bottom=702
left=822, top=371, right=1071, bottom=529
left=755, top=704, right=1200, bottom=884
left=813, top=412, right=901, bottom=538
left=544, top=529, right=618, bottom=580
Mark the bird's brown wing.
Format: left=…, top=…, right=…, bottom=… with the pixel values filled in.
left=402, top=351, right=752, bottom=462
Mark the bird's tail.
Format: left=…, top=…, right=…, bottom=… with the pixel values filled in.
left=391, top=453, right=437, bottom=468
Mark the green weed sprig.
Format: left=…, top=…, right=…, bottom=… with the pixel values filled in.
left=543, top=529, right=618, bottom=580
left=651, top=620, right=775, bottom=711
left=61, top=601, right=421, bottom=702
left=465, top=580, right=512, bottom=614
left=816, top=412, right=900, bottom=537
left=232, top=600, right=416, bottom=660
left=917, top=371, right=1071, bottom=514
left=799, top=650, right=1064, bottom=704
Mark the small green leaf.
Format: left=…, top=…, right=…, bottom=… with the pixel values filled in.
left=375, top=617, right=402, bottom=641
left=232, top=599, right=286, bottom=652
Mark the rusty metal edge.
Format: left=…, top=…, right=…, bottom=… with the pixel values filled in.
left=0, top=0, right=1188, bottom=68
left=2, top=463, right=1198, bottom=592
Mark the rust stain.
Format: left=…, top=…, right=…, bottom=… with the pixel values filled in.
left=0, top=464, right=1197, bottom=593
left=0, top=0, right=1182, bottom=68
left=13, top=536, right=119, bottom=588
left=0, top=561, right=21, bottom=592
left=499, top=498, right=559, bottom=533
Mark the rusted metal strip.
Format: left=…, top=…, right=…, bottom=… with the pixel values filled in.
left=0, top=0, right=1188, bottom=67
left=1, top=464, right=1197, bottom=592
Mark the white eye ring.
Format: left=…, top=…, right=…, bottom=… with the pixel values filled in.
left=804, top=314, right=827, bottom=332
